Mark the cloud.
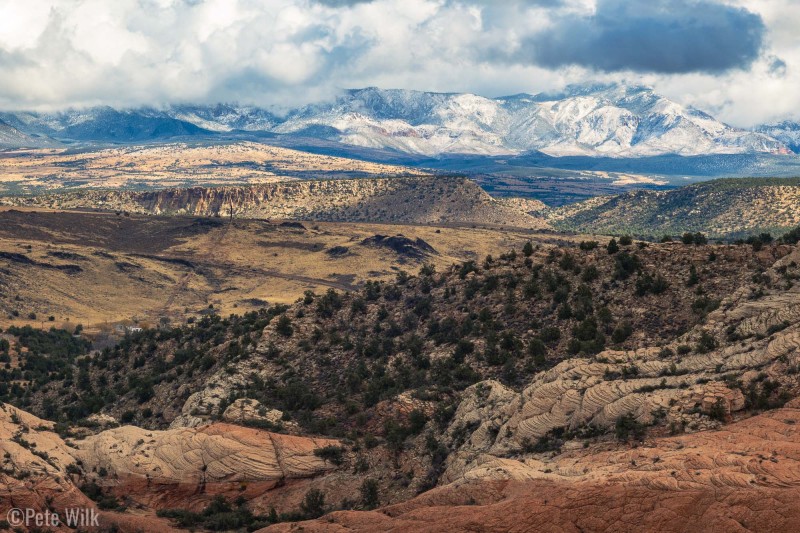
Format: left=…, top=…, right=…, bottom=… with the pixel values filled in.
left=0, top=0, right=796, bottom=126
left=525, top=0, right=766, bottom=74
left=312, top=0, right=372, bottom=6
left=768, top=56, right=787, bottom=77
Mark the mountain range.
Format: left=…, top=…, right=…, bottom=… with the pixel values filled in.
left=1, top=84, right=797, bottom=159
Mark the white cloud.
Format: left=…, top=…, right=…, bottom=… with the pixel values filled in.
left=0, top=0, right=796, bottom=125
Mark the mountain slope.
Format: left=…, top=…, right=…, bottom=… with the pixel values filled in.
left=4, top=229, right=799, bottom=530
left=169, top=104, right=281, bottom=132
left=2, top=208, right=800, bottom=531
left=756, top=121, right=800, bottom=153
left=0, top=107, right=213, bottom=143
left=0, top=118, right=56, bottom=148
left=549, top=177, right=800, bottom=237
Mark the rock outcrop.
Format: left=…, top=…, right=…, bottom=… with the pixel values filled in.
left=0, top=403, right=341, bottom=526
left=441, top=247, right=800, bottom=480
left=221, top=399, right=286, bottom=427
left=263, top=406, right=800, bottom=532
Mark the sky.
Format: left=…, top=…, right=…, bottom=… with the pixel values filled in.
left=0, top=0, right=797, bottom=126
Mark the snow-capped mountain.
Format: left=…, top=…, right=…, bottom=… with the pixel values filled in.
left=754, top=121, right=800, bottom=154
left=271, top=85, right=787, bottom=157
left=0, top=84, right=792, bottom=157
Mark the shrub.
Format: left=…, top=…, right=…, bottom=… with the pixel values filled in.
left=613, top=251, right=641, bottom=280
left=695, top=331, right=717, bottom=353
left=686, top=265, right=699, bottom=286
left=635, top=273, right=669, bottom=296
left=611, top=321, right=633, bottom=343
left=300, top=489, right=326, bottom=519
left=407, top=409, right=428, bottom=435
left=540, top=327, right=561, bottom=343
left=453, top=339, right=474, bottom=362
left=781, top=226, right=800, bottom=244
left=360, top=479, right=380, bottom=509
left=275, top=315, right=293, bottom=337
left=615, top=414, right=646, bottom=441
left=523, top=241, right=534, bottom=257
left=581, top=265, right=599, bottom=282
left=681, top=232, right=707, bottom=245
left=313, top=445, right=345, bottom=466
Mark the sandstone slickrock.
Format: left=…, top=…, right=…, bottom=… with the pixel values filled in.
left=222, top=398, right=286, bottom=426
left=262, top=407, right=800, bottom=533
left=0, top=404, right=341, bottom=526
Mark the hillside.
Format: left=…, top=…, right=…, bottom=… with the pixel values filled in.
left=11, top=237, right=785, bottom=431
left=2, top=176, right=548, bottom=229
left=549, top=177, right=800, bottom=238
left=3, top=233, right=800, bottom=530
left=756, top=121, right=800, bottom=154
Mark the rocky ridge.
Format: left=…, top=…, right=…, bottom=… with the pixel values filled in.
left=265, top=405, right=800, bottom=532
left=1, top=176, right=548, bottom=229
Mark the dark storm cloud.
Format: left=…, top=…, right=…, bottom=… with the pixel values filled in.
left=525, top=0, right=766, bottom=74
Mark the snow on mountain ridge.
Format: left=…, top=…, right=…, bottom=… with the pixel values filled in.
left=0, top=84, right=791, bottom=157
left=755, top=121, right=800, bottom=153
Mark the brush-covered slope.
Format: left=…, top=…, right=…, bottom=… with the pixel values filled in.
left=550, top=177, right=800, bottom=238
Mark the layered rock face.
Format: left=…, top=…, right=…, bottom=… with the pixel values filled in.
left=2, top=176, right=549, bottom=229
left=0, top=404, right=340, bottom=529
left=73, top=423, right=338, bottom=510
